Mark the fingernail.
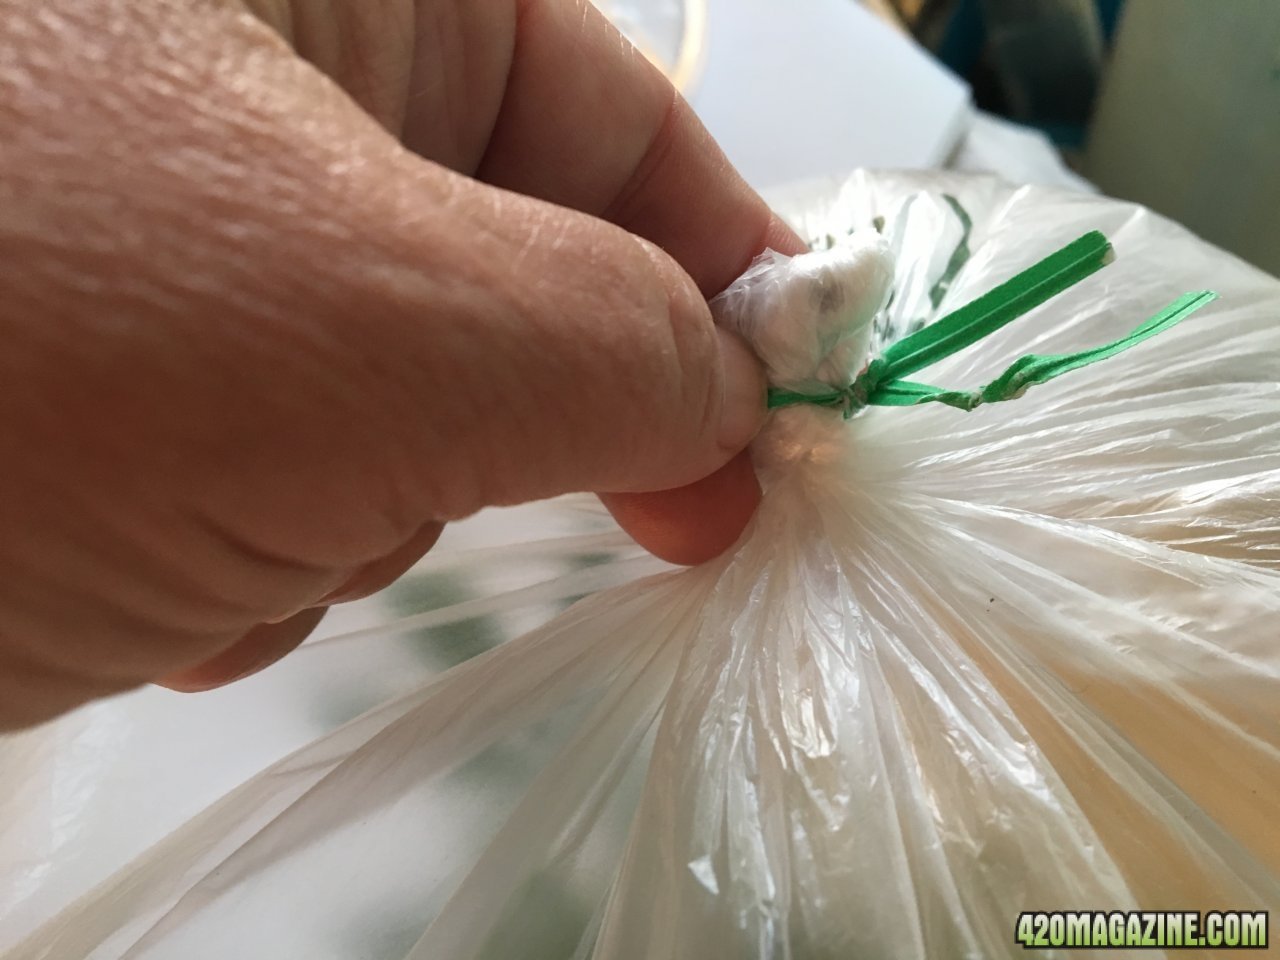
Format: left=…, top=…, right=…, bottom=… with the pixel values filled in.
left=715, top=326, right=766, bottom=451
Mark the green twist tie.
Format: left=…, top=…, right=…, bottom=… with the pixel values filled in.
left=767, top=230, right=1218, bottom=417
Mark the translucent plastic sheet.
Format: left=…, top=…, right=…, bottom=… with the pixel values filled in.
left=6, top=172, right=1279, bottom=959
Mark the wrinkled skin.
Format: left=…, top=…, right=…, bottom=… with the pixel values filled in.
left=0, top=0, right=804, bottom=728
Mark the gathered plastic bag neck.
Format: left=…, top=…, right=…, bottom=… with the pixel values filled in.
left=749, top=230, right=1217, bottom=418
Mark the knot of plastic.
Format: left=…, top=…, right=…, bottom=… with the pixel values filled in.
left=710, top=231, right=895, bottom=398
left=846, top=357, right=890, bottom=415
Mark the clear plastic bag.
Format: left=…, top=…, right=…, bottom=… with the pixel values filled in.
left=7, top=171, right=1279, bottom=959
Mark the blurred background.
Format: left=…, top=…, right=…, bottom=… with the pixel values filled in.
left=598, top=0, right=1280, bottom=275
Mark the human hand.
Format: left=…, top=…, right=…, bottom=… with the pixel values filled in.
left=0, top=0, right=805, bottom=728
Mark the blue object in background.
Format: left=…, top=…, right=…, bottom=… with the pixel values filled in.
left=926, top=0, right=1125, bottom=148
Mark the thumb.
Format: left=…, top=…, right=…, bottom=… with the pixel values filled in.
left=2, top=0, right=768, bottom=727
left=232, top=140, right=768, bottom=520
left=0, top=0, right=773, bottom=727
left=3, top=0, right=769, bottom=530
left=92, top=7, right=770, bottom=523
left=369, top=181, right=770, bottom=518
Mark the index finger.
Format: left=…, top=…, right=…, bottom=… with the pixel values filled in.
left=461, top=0, right=806, bottom=562
left=472, top=0, right=805, bottom=292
